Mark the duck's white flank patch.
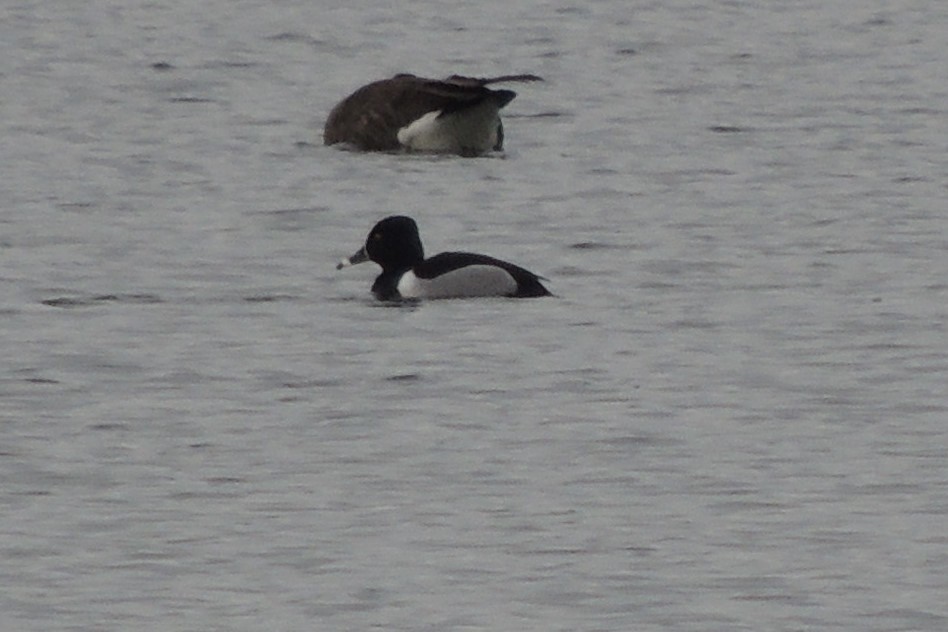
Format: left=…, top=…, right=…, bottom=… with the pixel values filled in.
left=397, top=266, right=517, bottom=299
left=396, top=101, right=501, bottom=154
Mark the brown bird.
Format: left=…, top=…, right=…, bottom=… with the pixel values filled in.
left=323, top=73, right=542, bottom=156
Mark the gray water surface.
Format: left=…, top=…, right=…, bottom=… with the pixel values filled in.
left=2, top=1, right=947, bottom=630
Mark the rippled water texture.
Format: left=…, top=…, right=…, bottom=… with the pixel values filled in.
left=2, top=1, right=947, bottom=630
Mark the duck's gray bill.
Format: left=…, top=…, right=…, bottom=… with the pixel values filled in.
left=336, top=246, right=369, bottom=270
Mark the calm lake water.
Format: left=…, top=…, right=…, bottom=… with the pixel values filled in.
left=2, top=1, right=947, bottom=630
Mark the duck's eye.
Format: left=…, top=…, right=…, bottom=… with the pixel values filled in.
left=372, top=232, right=382, bottom=241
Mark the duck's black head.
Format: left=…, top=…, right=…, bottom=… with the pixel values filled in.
left=337, top=215, right=425, bottom=274
left=363, top=215, right=425, bottom=272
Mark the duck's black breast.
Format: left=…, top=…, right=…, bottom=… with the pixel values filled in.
left=370, top=270, right=409, bottom=302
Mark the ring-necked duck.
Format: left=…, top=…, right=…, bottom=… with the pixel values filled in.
left=337, top=216, right=552, bottom=301
left=323, top=73, right=542, bottom=156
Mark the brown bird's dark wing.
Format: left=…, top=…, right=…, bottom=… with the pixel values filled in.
left=443, top=74, right=543, bottom=86
left=323, top=74, right=542, bottom=151
left=323, top=75, right=486, bottom=150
